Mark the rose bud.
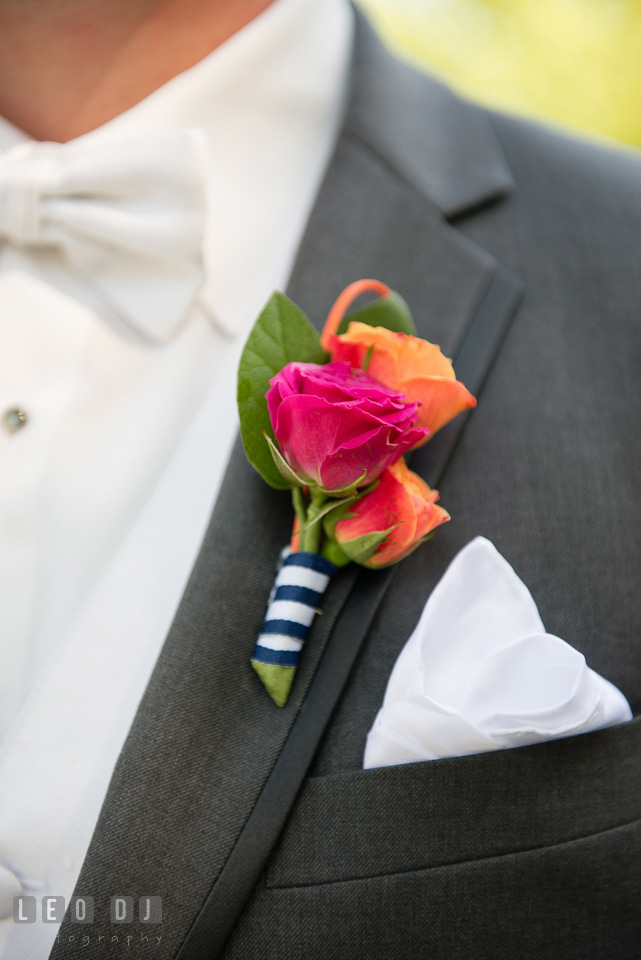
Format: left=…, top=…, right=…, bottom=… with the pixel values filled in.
left=266, top=361, right=428, bottom=493
left=329, top=458, right=450, bottom=567
left=329, top=322, right=476, bottom=447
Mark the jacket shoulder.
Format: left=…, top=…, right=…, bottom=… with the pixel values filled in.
left=484, top=107, right=641, bottom=222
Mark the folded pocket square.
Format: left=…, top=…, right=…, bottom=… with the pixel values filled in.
left=364, top=537, right=632, bottom=769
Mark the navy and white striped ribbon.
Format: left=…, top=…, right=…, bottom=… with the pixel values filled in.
left=251, top=552, right=338, bottom=669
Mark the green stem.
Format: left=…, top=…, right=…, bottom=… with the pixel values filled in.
left=299, top=487, right=328, bottom=554
left=291, top=486, right=307, bottom=528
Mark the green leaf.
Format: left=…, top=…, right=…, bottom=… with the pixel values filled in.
left=322, top=499, right=359, bottom=541
left=317, top=470, right=368, bottom=498
left=336, top=291, right=417, bottom=337
left=238, top=292, right=327, bottom=489
left=322, top=479, right=383, bottom=544
left=323, top=494, right=403, bottom=566
left=296, top=495, right=357, bottom=536
left=264, top=433, right=305, bottom=487
left=339, top=525, right=400, bottom=565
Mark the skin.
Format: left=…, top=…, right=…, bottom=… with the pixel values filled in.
left=0, top=0, right=275, bottom=142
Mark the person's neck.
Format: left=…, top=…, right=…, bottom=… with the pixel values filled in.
left=0, top=0, right=275, bottom=142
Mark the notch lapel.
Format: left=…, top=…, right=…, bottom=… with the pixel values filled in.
left=52, top=13, right=521, bottom=960
left=288, top=8, right=516, bottom=354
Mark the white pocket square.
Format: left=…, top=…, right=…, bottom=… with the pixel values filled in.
left=364, top=536, right=632, bottom=769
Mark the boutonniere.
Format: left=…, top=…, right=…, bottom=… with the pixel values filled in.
left=237, top=280, right=476, bottom=706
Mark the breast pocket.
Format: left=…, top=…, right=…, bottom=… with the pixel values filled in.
left=266, top=717, right=641, bottom=888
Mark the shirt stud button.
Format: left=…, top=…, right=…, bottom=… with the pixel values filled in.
left=3, top=408, right=29, bottom=434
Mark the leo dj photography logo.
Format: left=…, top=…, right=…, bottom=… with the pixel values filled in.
left=13, top=895, right=162, bottom=924
left=13, top=896, right=163, bottom=949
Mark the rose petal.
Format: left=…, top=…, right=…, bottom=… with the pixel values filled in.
left=400, top=376, right=477, bottom=444
left=335, top=466, right=418, bottom=554
left=266, top=361, right=427, bottom=492
left=331, top=323, right=456, bottom=382
left=333, top=458, right=450, bottom=567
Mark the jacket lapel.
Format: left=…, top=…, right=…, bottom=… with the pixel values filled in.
left=288, top=9, right=515, bottom=356
left=52, top=13, right=520, bottom=959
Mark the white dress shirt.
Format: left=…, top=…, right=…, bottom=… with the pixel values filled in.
left=0, top=0, right=353, bottom=955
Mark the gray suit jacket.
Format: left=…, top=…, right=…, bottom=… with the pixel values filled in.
left=52, top=13, right=641, bottom=960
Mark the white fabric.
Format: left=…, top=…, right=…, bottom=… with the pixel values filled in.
left=0, top=0, right=352, bottom=735
left=266, top=600, right=317, bottom=626
left=0, top=0, right=353, bottom=956
left=0, top=129, right=209, bottom=342
left=364, top=537, right=632, bottom=769
left=274, top=564, right=330, bottom=594
left=0, top=349, right=242, bottom=956
left=259, top=634, right=304, bottom=652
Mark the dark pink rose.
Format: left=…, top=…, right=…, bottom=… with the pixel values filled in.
left=266, top=361, right=428, bottom=492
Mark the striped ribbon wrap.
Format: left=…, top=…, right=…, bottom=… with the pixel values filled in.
left=251, top=551, right=338, bottom=707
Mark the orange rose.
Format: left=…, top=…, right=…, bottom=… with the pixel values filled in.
left=328, top=458, right=450, bottom=568
left=329, top=321, right=476, bottom=447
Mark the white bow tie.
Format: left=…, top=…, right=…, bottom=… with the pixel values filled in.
left=0, top=128, right=209, bottom=342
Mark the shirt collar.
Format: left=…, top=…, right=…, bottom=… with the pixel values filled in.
left=0, top=0, right=354, bottom=339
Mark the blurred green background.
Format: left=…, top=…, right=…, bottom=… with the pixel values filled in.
left=358, top=0, right=641, bottom=148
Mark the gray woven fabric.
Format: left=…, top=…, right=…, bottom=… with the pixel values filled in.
left=48, top=439, right=359, bottom=956
left=267, top=718, right=641, bottom=887
left=52, top=10, right=641, bottom=960
left=228, top=722, right=641, bottom=959
left=228, top=822, right=640, bottom=960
